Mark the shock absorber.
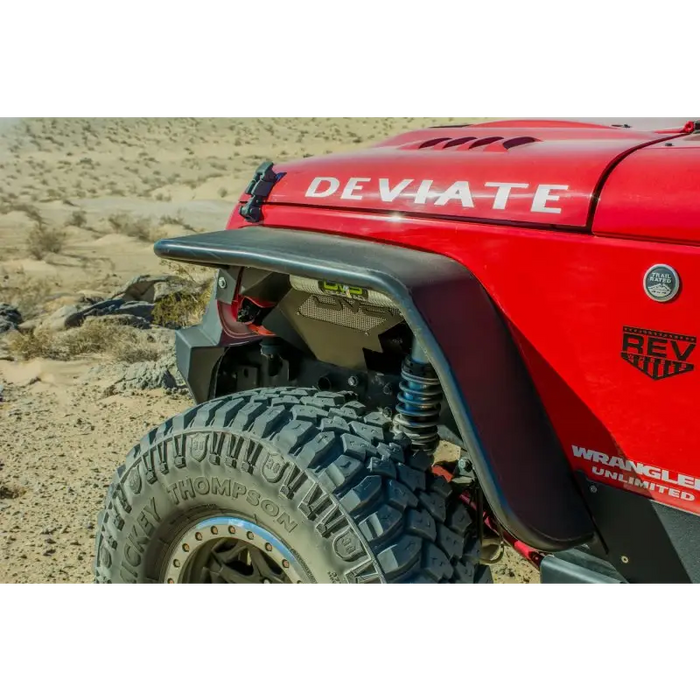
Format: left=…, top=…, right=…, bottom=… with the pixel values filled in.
left=393, top=339, right=443, bottom=452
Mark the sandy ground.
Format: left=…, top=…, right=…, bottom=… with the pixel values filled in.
left=0, top=118, right=535, bottom=584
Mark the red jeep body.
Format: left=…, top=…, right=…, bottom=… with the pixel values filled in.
left=155, top=119, right=700, bottom=583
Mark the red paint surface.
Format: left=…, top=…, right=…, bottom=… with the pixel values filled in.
left=226, top=119, right=700, bottom=516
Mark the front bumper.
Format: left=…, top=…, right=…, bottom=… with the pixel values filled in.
left=175, top=324, right=226, bottom=404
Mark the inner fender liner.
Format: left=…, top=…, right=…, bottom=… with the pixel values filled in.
left=154, top=226, right=595, bottom=552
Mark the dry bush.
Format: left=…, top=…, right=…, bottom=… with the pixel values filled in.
left=1, top=269, right=55, bottom=319
left=11, top=202, right=44, bottom=224
left=107, top=212, right=153, bottom=241
left=159, top=212, right=185, bottom=227
left=152, top=261, right=214, bottom=328
left=6, top=320, right=166, bottom=364
left=111, top=337, right=163, bottom=364
left=67, top=209, right=87, bottom=227
left=5, top=327, right=58, bottom=360
left=153, top=284, right=212, bottom=328
left=27, top=223, right=67, bottom=259
left=0, top=483, right=26, bottom=500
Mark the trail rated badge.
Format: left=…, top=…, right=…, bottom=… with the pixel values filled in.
left=644, top=264, right=680, bottom=303
left=621, top=326, right=696, bottom=380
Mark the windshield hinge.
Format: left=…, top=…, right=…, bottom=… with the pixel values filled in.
left=239, top=161, right=283, bottom=223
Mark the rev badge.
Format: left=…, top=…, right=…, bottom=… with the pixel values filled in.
left=644, top=264, right=680, bottom=303
left=621, top=326, right=696, bottom=381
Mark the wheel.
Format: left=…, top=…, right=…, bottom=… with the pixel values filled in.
left=95, top=388, right=491, bottom=584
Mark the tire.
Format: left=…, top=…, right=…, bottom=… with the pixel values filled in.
left=95, top=387, right=491, bottom=584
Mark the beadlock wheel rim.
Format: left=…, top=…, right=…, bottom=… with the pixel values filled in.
left=164, top=516, right=305, bottom=584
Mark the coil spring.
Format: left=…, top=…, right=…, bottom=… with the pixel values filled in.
left=393, top=357, right=443, bottom=451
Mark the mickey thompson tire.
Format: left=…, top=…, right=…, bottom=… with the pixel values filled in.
left=95, top=387, right=491, bottom=584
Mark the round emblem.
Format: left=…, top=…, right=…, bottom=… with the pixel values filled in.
left=644, top=264, right=680, bottom=303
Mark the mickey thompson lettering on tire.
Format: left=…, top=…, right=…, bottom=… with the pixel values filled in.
left=109, top=476, right=298, bottom=583
left=97, top=387, right=485, bottom=584
left=166, top=476, right=298, bottom=533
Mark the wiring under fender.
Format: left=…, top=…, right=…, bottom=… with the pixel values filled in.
left=433, top=457, right=506, bottom=566
left=475, top=488, right=506, bottom=566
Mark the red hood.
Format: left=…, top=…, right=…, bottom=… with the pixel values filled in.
left=594, top=133, right=700, bottom=244
left=260, top=121, right=688, bottom=229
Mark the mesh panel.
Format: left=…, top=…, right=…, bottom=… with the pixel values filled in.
left=298, top=295, right=395, bottom=332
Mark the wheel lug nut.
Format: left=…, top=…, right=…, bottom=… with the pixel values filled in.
left=229, top=526, right=236, bottom=535
left=173, top=560, right=181, bottom=568
left=265, top=543, right=273, bottom=552
left=247, top=532, right=254, bottom=540
left=167, top=578, right=175, bottom=584
left=211, top=526, right=218, bottom=535
left=182, top=544, right=190, bottom=552
left=282, top=560, right=290, bottom=569
left=195, top=532, right=203, bottom=541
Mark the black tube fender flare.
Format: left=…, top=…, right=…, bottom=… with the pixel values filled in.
left=154, top=226, right=596, bottom=552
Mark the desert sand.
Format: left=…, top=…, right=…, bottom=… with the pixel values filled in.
left=0, top=118, right=535, bottom=584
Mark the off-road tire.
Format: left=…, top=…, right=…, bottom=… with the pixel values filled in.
left=95, top=388, right=491, bottom=584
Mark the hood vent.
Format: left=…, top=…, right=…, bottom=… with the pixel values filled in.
left=409, top=135, right=541, bottom=152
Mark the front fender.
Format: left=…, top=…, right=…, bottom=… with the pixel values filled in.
left=155, top=226, right=596, bottom=552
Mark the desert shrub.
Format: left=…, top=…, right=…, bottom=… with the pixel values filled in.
left=152, top=284, right=212, bottom=328
left=6, top=320, right=166, bottom=364
left=67, top=209, right=87, bottom=227
left=27, top=223, right=67, bottom=259
left=107, top=212, right=153, bottom=241
left=111, top=338, right=163, bottom=364
left=5, top=327, right=58, bottom=359
left=152, top=262, right=214, bottom=328
left=12, top=202, right=44, bottom=224
left=0, top=483, right=25, bottom=500
left=159, top=212, right=185, bottom=227
left=1, top=268, right=55, bottom=319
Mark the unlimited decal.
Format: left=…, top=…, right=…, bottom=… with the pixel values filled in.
left=572, top=446, right=699, bottom=503
left=305, top=177, right=570, bottom=214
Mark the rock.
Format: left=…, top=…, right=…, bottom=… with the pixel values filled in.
left=0, top=304, right=23, bottom=334
left=152, top=279, right=191, bottom=303
left=119, top=275, right=181, bottom=303
left=64, top=299, right=155, bottom=328
left=118, top=274, right=200, bottom=309
left=39, top=304, right=82, bottom=331
left=83, top=314, right=151, bottom=330
left=91, top=351, right=184, bottom=394
left=121, top=301, right=156, bottom=321
left=100, top=384, right=117, bottom=398
left=76, top=290, right=106, bottom=305
left=63, top=300, right=120, bottom=327
left=119, top=358, right=179, bottom=391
